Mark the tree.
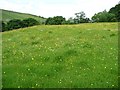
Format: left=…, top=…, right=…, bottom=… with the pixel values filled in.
left=109, top=3, right=120, bottom=21
left=74, top=11, right=90, bottom=23
left=45, top=16, right=65, bottom=25
left=22, top=18, right=39, bottom=27
left=6, top=18, right=39, bottom=31
left=7, top=19, right=22, bottom=30
left=45, top=17, right=54, bottom=25
left=92, top=10, right=117, bottom=22
left=53, top=16, right=65, bottom=25
left=65, top=17, right=74, bottom=24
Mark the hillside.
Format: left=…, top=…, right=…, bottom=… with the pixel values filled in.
left=2, top=23, right=118, bottom=88
left=0, top=9, right=46, bottom=24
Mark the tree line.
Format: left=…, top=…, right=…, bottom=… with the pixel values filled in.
left=1, top=3, right=120, bottom=32
left=45, top=3, right=120, bottom=25
left=45, top=12, right=90, bottom=25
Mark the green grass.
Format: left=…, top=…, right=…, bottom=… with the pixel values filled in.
left=0, top=9, right=46, bottom=23
left=2, top=23, right=118, bottom=88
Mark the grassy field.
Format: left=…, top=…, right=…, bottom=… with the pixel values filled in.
left=0, top=9, right=46, bottom=23
left=2, top=23, right=118, bottom=88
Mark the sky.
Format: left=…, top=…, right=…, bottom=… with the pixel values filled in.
left=0, top=0, right=119, bottom=19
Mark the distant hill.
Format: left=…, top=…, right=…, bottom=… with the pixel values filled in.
left=0, top=9, right=46, bottom=24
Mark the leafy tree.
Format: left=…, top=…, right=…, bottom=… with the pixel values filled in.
left=7, top=19, right=22, bottom=30
left=92, top=10, right=117, bottom=22
left=85, top=18, right=90, bottom=23
left=109, top=3, right=120, bottom=21
left=45, top=16, right=65, bottom=25
left=62, top=17, right=74, bottom=24
left=74, top=18, right=79, bottom=24
left=68, top=17, right=74, bottom=24
left=74, top=11, right=90, bottom=23
left=53, top=16, right=65, bottom=25
left=5, top=18, right=39, bottom=31
left=45, top=17, right=54, bottom=25
left=61, top=21, right=69, bottom=25
left=22, top=18, right=39, bottom=27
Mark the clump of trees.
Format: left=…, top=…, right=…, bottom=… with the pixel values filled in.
left=7, top=19, right=23, bottom=30
left=22, top=18, right=39, bottom=27
left=45, top=12, right=90, bottom=25
left=91, top=10, right=117, bottom=22
left=92, top=3, right=120, bottom=22
left=74, top=11, right=90, bottom=23
left=109, top=3, right=120, bottom=21
left=62, top=17, right=75, bottom=25
left=45, top=16, right=65, bottom=25
left=1, top=18, right=39, bottom=32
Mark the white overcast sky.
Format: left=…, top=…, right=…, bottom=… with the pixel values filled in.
left=0, top=0, right=119, bottom=19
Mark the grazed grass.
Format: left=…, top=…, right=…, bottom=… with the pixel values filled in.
left=2, top=23, right=118, bottom=88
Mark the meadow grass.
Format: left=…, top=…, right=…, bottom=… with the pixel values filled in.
left=2, top=23, right=118, bottom=88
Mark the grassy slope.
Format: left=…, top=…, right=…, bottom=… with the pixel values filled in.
left=0, top=9, right=46, bottom=23
left=2, top=23, right=118, bottom=88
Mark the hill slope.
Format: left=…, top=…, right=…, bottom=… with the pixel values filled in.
left=2, top=23, right=118, bottom=88
left=0, top=9, right=46, bottom=23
